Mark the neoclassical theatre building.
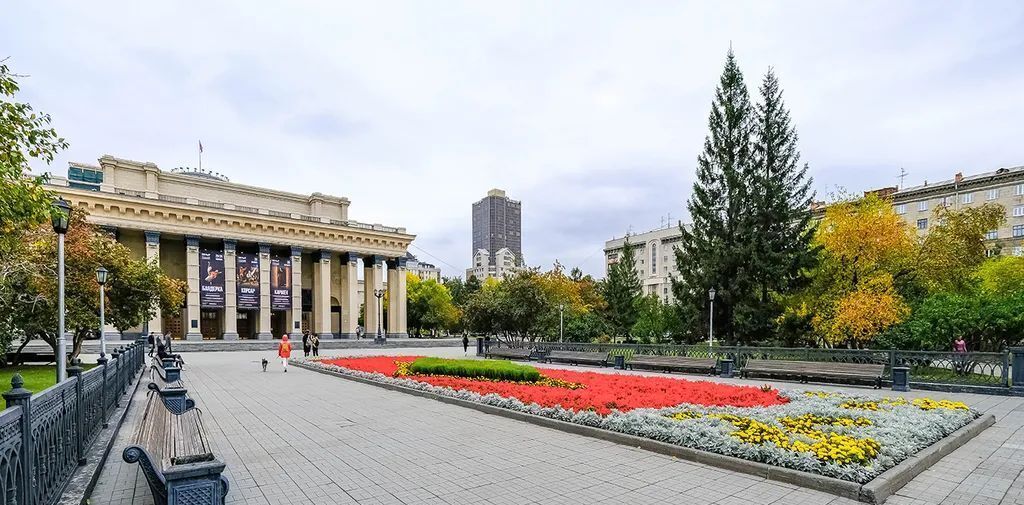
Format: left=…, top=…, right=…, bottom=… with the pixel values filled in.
left=48, top=155, right=414, bottom=340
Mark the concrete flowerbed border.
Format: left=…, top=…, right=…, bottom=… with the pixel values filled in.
left=293, top=357, right=994, bottom=503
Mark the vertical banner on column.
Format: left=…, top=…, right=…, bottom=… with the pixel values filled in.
left=236, top=253, right=260, bottom=310
left=271, top=256, right=292, bottom=309
left=199, top=249, right=225, bottom=308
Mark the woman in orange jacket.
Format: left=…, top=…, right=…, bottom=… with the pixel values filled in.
left=278, top=335, right=292, bottom=372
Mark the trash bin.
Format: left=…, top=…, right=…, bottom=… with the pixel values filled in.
left=719, top=359, right=734, bottom=378
left=476, top=337, right=484, bottom=356
left=613, top=355, right=625, bottom=370
left=891, top=366, right=910, bottom=392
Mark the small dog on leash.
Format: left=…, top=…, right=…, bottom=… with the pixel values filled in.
left=261, top=358, right=268, bottom=372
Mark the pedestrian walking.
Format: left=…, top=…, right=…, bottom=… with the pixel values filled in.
left=953, top=336, right=968, bottom=374
left=311, top=333, right=320, bottom=357
left=463, top=334, right=469, bottom=356
left=278, top=335, right=292, bottom=372
left=302, top=331, right=311, bottom=357
left=147, top=332, right=156, bottom=357
left=163, top=332, right=173, bottom=353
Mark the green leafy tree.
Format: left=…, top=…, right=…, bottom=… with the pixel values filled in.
left=673, top=48, right=755, bottom=344
left=973, top=256, right=1024, bottom=296
left=407, top=273, right=459, bottom=337
left=743, top=69, right=817, bottom=339
left=631, top=295, right=681, bottom=344
left=1, top=60, right=66, bottom=232
left=916, top=203, right=1006, bottom=294
left=602, top=236, right=641, bottom=341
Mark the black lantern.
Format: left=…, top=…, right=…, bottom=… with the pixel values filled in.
left=95, top=266, right=109, bottom=286
left=708, top=287, right=716, bottom=301
left=51, top=199, right=71, bottom=234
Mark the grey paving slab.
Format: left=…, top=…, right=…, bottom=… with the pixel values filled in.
left=88, top=347, right=1024, bottom=504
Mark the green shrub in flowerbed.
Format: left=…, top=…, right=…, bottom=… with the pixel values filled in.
left=409, top=357, right=541, bottom=382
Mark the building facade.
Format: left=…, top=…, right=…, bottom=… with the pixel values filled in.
left=604, top=225, right=683, bottom=304
left=405, top=254, right=442, bottom=282
left=466, top=247, right=521, bottom=280
left=879, top=166, right=1024, bottom=255
left=51, top=155, right=413, bottom=340
left=471, top=189, right=522, bottom=270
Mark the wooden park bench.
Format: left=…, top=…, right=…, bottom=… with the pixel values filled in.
left=485, top=347, right=534, bottom=361
left=147, top=382, right=194, bottom=414
left=741, top=359, right=885, bottom=388
left=627, top=355, right=717, bottom=375
left=151, top=356, right=182, bottom=383
left=123, top=387, right=229, bottom=505
left=543, top=351, right=609, bottom=367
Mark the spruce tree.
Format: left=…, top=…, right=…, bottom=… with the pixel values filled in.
left=603, top=236, right=642, bottom=341
left=745, top=69, right=816, bottom=339
left=672, top=49, right=755, bottom=344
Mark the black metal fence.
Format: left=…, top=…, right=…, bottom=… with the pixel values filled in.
left=0, top=339, right=145, bottom=505
left=490, top=340, right=1020, bottom=393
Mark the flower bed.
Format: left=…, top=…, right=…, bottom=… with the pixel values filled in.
left=303, top=356, right=979, bottom=483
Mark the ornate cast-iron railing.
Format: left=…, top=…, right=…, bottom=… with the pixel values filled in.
left=493, top=340, right=1018, bottom=391
left=0, top=339, right=145, bottom=505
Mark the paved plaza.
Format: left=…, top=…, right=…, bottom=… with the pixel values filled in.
left=89, top=348, right=1024, bottom=505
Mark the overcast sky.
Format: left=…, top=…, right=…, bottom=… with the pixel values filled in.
left=3, top=2, right=1022, bottom=277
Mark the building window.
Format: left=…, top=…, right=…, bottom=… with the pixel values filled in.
left=895, top=204, right=906, bottom=215
left=1014, top=225, right=1024, bottom=238
left=1014, top=206, right=1024, bottom=217
left=988, top=188, right=999, bottom=200
left=917, top=218, right=928, bottom=230
left=663, top=287, right=668, bottom=294
left=961, top=193, right=973, bottom=204
left=650, top=245, right=657, bottom=271
left=918, top=201, right=928, bottom=212
left=942, top=196, right=954, bottom=207
left=1017, top=184, right=1024, bottom=196
left=986, top=229, right=998, bottom=240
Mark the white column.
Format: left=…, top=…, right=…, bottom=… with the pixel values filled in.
left=257, top=242, right=273, bottom=339
left=290, top=246, right=303, bottom=336
left=363, top=255, right=383, bottom=338
left=339, top=253, right=359, bottom=338
left=185, top=236, right=202, bottom=340
left=144, top=231, right=162, bottom=336
left=222, top=239, right=239, bottom=340
left=313, top=250, right=332, bottom=337
left=395, top=258, right=408, bottom=337
left=387, top=260, right=400, bottom=336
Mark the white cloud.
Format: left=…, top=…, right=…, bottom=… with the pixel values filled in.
left=3, top=1, right=1022, bottom=277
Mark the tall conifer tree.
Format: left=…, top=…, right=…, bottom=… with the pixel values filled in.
left=672, top=49, right=755, bottom=344
left=603, top=236, right=642, bottom=341
left=744, top=69, right=816, bottom=339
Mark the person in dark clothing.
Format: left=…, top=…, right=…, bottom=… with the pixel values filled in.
left=156, top=343, right=184, bottom=369
left=147, top=333, right=156, bottom=357
left=462, top=334, right=469, bottom=355
left=302, top=331, right=311, bottom=357
left=311, top=333, right=320, bottom=357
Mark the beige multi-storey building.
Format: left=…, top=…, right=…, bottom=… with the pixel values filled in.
left=406, top=254, right=442, bottom=282
left=51, top=155, right=414, bottom=341
left=877, top=165, right=1024, bottom=255
left=604, top=225, right=683, bottom=304
left=466, top=247, right=522, bottom=280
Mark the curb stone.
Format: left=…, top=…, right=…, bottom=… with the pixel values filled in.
left=294, top=360, right=994, bottom=503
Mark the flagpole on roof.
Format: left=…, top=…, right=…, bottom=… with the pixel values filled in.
left=199, top=139, right=203, bottom=172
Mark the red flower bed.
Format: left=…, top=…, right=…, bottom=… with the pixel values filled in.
left=323, top=356, right=786, bottom=415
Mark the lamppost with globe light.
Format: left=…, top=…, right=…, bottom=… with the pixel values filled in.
left=373, top=289, right=385, bottom=343
left=96, top=266, right=109, bottom=358
left=707, top=287, right=716, bottom=349
left=52, top=198, right=71, bottom=381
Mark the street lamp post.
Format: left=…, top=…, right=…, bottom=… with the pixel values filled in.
left=707, top=287, right=716, bottom=349
left=52, top=199, right=71, bottom=381
left=558, top=304, right=564, bottom=343
left=373, top=289, right=385, bottom=344
left=96, top=266, right=109, bottom=358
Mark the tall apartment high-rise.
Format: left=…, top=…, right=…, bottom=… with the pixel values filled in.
left=468, top=189, right=523, bottom=279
